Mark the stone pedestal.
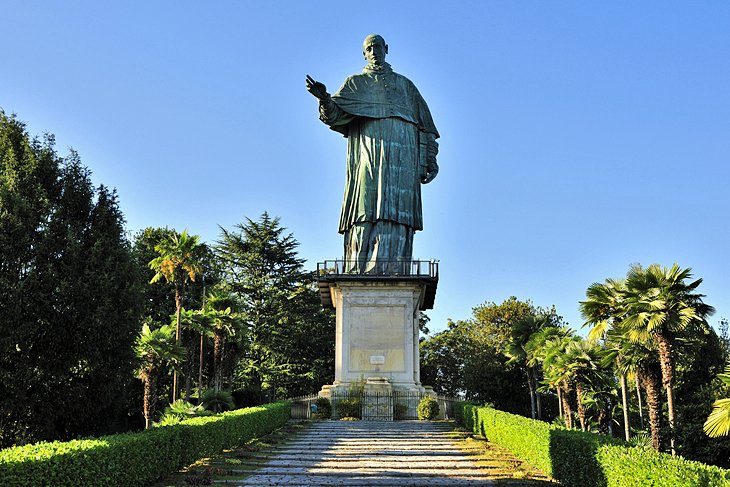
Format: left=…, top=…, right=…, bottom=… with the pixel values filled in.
left=316, top=261, right=439, bottom=420
left=321, top=279, right=430, bottom=392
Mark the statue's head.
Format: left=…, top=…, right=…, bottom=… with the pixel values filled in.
left=363, top=34, right=388, bottom=66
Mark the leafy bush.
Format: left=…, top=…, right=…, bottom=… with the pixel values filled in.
left=313, top=397, right=332, bottom=419
left=200, top=388, right=235, bottom=412
left=417, top=396, right=439, bottom=420
left=457, top=403, right=730, bottom=487
left=394, top=403, right=408, bottom=420
left=335, top=398, right=361, bottom=419
left=0, top=401, right=290, bottom=487
left=156, top=400, right=210, bottom=426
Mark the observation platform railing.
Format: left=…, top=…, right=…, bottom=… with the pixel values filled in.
left=316, top=259, right=438, bottom=279
left=316, top=259, right=439, bottom=309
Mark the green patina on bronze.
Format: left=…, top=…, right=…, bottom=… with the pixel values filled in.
left=306, top=34, right=439, bottom=273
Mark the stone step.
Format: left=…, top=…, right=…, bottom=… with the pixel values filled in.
left=262, top=445, right=472, bottom=453
left=254, top=459, right=485, bottom=468
left=223, top=475, right=497, bottom=486
left=235, top=467, right=502, bottom=476
left=170, top=420, right=553, bottom=486
left=238, top=452, right=483, bottom=461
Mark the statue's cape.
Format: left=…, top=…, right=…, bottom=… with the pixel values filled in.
left=330, top=63, right=439, bottom=138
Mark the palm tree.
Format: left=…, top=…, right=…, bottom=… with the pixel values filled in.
left=603, top=326, right=663, bottom=450
left=526, top=326, right=574, bottom=420
left=541, top=333, right=582, bottom=429
left=622, top=263, right=715, bottom=455
left=134, top=322, right=185, bottom=429
left=205, top=287, right=244, bottom=392
left=704, top=362, right=730, bottom=438
left=505, top=315, right=548, bottom=419
left=178, top=308, right=213, bottom=399
left=555, top=340, right=607, bottom=431
left=580, top=278, right=632, bottom=440
left=148, top=229, right=204, bottom=401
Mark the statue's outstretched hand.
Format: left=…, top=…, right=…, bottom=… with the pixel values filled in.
left=306, top=75, right=329, bottom=100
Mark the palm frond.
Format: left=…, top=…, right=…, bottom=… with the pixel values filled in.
left=704, top=398, right=730, bottom=438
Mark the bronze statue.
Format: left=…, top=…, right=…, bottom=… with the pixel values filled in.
left=307, top=34, right=439, bottom=273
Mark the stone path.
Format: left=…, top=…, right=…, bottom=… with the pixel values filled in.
left=224, top=421, right=553, bottom=486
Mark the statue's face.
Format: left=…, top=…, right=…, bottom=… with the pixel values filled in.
left=363, top=38, right=387, bottom=66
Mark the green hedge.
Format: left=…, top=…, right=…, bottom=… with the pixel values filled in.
left=457, top=403, right=730, bottom=487
left=0, top=401, right=290, bottom=487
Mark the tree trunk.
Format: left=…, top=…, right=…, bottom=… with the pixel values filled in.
left=597, top=407, right=608, bottom=434
left=641, top=368, right=662, bottom=451
left=533, top=367, right=542, bottom=420
left=562, top=382, right=575, bottom=429
left=143, top=371, right=157, bottom=430
left=526, top=367, right=536, bottom=419
left=557, top=386, right=563, bottom=419
left=184, top=347, right=193, bottom=402
left=620, top=373, right=630, bottom=441
left=656, top=333, right=677, bottom=456
left=575, top=381, right=587, bottom=431
left=198, top=333, right=204, bottom=400
left=173, top=284, right=182, bottom=403
left=635, top=373, right=645, bottom=429
left=214, top=330, right=224, bottom=392
left=606, top=396, right=613, bottom=436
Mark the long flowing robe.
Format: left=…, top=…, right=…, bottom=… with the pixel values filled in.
left=319, top=63, right=439, bottom=269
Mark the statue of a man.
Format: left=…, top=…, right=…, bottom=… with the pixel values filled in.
left=307, top=34, right=439, bottom=274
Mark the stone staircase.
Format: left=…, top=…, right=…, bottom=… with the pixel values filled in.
left=229, top=420, right=551, bottom=486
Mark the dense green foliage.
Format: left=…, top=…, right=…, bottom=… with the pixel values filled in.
left=134, top=322, right=185, bottom=429
left=0, top=111, right=142, bottom=447
left=1, top=112, right=336, bottom=450
left=0, top=401, right=290, bottom=487
left=334, top=398, right=362, bottom=419
left=417, top=396, right=439, bottom=420
left=458, top=403, right=730, bottom=487
left=579, top=264, right=726, bottom=460
left=217, top=213, right=335, bottom=400
left=313, top=397, right=332, bottom=419
left=420, top=297, right=561, bottom=417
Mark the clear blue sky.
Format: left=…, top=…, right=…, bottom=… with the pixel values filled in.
left=3, top=1, right=729, bottom=334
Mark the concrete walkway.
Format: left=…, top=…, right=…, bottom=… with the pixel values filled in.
left=231, top=420, right=552, bottom=486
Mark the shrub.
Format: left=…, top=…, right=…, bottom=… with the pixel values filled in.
left=417, top=396, right=439, bottom=420
left=394, top=403, right=408, bottom=420
left=313, top=397, right=332, bottom=419
left=335, top=398, right=361, bottom=419
left=456, top=403, right=730, bottom=487
left=156, top=400, right=210, bottom=426
left=0, top=401, right=290, bottom=487
left=200, top=388, right=235, bottom=412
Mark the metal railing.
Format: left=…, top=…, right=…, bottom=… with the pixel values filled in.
left=317, top=259, right=439, bottom=279
left=289, top=391, right=459, bottom=421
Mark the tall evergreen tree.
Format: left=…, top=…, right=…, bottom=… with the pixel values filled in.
left=0, top=111, right=141, bottom=446
left=216, top=213, right=334, bottom=401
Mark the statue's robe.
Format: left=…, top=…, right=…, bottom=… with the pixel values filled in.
left=319, top=63, right=439, bottom=270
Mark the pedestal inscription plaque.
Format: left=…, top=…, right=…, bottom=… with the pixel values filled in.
left=349, top=305, right=406, bottom=373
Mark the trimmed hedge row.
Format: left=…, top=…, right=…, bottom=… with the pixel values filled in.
left=457, top=403, right=730, bottom=487
left=0, top=401, right=290, bottom=487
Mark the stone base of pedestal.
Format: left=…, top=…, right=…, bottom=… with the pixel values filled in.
left=318, top=379, right=442, bottom=420
left=328, top=279, right=429, bottom=388
left=316, top=262, right=440, bottom=420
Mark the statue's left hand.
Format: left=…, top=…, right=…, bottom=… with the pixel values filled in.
left=422, top=162, right=439, bottom=184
